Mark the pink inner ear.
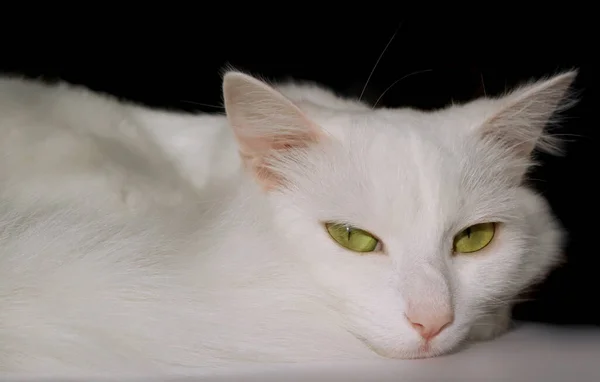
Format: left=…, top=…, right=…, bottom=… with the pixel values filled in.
left=239, top=126, right=322, bottom=191
left=248, top=128, right=320, bottom=151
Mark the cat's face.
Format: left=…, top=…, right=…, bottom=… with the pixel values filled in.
left=222, top=71, right=576, bottom=358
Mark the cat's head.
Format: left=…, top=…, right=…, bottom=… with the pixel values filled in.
left=221, top=70, right=577, bottom=358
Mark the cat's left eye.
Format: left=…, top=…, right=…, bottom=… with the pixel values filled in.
left=325, top=223, right=381, bottom=253
left=453, top=222, right=496, bottom=254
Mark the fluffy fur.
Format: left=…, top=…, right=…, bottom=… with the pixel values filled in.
left=0, top=69, right=577, bottom=376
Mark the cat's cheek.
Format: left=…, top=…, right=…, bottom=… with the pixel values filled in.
left=467, top=305, right=513, bottom=342
left=452, top=223, right=523, bottom=299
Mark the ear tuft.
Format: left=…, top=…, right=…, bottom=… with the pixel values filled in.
left=480, top=70, right=578, bottom=159
left=473, top=70, right=578, bottom=183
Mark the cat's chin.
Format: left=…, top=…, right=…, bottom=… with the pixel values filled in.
left=367, top=341, right=463, bottom=360
left=355, top=331, right=466, bottom=361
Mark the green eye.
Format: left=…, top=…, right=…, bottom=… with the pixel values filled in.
left=453, top=222, right=496, bottom=254
left=325, top=223, right=380, bottom=253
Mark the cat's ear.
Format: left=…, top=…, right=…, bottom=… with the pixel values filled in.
left=475, top=70, right=578, bottom=180
left=223, top=71, right=323, bottom=190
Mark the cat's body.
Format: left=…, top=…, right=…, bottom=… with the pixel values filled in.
left=0, top=71, right=576, bottom=376
left=0, top=77, right=375, bottom=374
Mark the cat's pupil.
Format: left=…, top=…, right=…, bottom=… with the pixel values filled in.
left=346, top=226, right=352, bottom=241
left=466, top=227, right=471, bottom=238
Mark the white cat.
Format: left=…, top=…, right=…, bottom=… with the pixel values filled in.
left=0, top=68, right=576, bottom=376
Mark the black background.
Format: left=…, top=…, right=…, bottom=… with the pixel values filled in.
left=2, top=11, right=597, bottom=325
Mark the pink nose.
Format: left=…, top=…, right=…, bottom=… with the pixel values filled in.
left=405, top=310, right=454, bottom=341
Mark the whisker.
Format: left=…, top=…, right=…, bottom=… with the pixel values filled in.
left=359, top=21, right=403, bottom=102
left=372, top=69, right=433, bottom=108
left=180, top=100, right=225, bottom=109
left=480, top=72, right=487, bottom=97
left=546, top=133, right=589, bottom=140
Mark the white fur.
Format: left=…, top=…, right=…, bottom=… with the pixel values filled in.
left=0, top=70, right=576, bottom=377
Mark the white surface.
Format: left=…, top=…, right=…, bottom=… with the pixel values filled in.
left=182, top=322, right=600, bottom=382
left=3, top=322, right=600, bottom=381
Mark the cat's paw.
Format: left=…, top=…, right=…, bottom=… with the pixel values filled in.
left=467, top=305, right=513, bottom=342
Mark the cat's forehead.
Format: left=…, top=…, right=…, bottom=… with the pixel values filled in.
left=314, top=109, right=464, bottom=175
left=302, top=108, right=512, bottom=230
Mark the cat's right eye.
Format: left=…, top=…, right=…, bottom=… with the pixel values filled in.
left=325, top=223, right=381, bottom=253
